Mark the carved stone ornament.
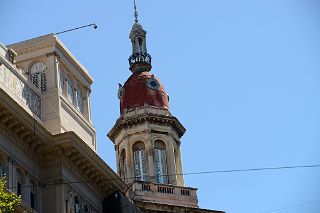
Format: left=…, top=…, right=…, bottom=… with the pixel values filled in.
left=0, top=64, right=41, bottom=117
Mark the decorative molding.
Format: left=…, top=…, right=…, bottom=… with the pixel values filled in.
left=108, top=112, right=185, bottom=142
left=0, top=63, right=41, bottom=117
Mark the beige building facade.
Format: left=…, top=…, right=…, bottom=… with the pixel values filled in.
left=0, top=37, right=127, bottom=213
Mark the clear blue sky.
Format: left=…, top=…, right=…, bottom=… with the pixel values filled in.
left=2, top=1, right=320, bottom=212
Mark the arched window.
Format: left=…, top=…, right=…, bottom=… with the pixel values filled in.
left=133, top=142, right=147, bottom=181
left=76, top=88, right=83, bottom=113
left=120, top=149, right=127, bottom=181
left=67, top=78, right=73, bottom=103
left=30, top=62, right=47, bottom=93
left=154, top=140, right=168, bottom=184
left=138, top=37, right=143, bottom=53
left=74, top=196, right=80, bottom=213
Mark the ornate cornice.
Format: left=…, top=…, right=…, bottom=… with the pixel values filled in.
left=108, top=111, right=186, bottom=142
left=0, top=86, right=127, bottom=197
left=53, top=132, right=128, bottom=196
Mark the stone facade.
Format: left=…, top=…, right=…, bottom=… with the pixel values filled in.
left=7, top=34, right=96, bottom=151
left=0, top=41, right=127, bottom=213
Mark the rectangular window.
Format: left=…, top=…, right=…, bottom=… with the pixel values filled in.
left=67, top=80, right=73, bottom=103
left=30, top=192, right=35, bottom=208
left=76, top=89, right=83, bottom=113
left=154, top=149, right=168, bottom=184
left=134, top=150, right=147, bottom=181
left=17, top=183, right=21, bottom=196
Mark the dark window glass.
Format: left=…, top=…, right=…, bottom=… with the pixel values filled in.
left=30, top=192, right=35, bottom=208
left=17, top=183, right=21, bottom=196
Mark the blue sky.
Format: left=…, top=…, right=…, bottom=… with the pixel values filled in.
left=1, top=1, right=320, bottom=212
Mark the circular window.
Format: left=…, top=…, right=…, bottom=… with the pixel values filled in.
left=147, top=78, right=159, bottom=90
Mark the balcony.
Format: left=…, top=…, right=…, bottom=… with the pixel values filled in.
left=0, top=46, right=41, bottom=118
left=128, top=53, right=152, bottom=67
left=131, top=181, right=199, bottom=208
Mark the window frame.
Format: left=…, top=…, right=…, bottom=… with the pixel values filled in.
left=76, top=87, right=83, bottom=114
left=133, top=142, right=148, bottom=181
left=153, top=140, right=168, bottom=184
left=29, top=61, right=47, bottom=93
left=66, top=77, right=74, bottom=104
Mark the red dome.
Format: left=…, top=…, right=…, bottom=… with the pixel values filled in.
left=120, top=71, right=169, bottom=113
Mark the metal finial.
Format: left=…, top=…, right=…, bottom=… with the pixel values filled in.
left=134, top=0, right=139, bottom=23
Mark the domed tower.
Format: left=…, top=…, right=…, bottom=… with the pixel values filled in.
left=108, top=1, right=199, bottom=208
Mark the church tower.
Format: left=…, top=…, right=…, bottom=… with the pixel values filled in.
left=108, top=1, right=200, bottom=209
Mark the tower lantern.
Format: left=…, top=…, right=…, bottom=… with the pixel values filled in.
left=128, top=0, right=152, bottom=73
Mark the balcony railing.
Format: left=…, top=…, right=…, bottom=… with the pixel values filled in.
left=0, top=55, right=41, bottom=118
left=128, top=53, right=152, bottom=67
left=131, top=181, right=199, bottom=208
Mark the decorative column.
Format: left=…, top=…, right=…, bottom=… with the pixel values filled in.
left=166, top=137, right=177, bottom=185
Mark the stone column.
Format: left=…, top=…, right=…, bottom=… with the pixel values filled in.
left=166, top=136, right=177, bottom=185
left=84, top=87, right=92, bottom=122
left=175, top=144, right=184, bottom=186
left=146, top=129, right=155, bottom=182
left=125, top=136, right=134, bottom=183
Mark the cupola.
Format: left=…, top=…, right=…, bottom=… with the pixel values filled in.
left=128, top=1, right=152, bottom=73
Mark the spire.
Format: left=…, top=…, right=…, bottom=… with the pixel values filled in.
left=134, top=0, right=139, bottom=23
left=128, top=0, right=152, bottom=73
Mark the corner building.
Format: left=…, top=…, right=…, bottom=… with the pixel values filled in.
left=108, top=16, right=224, bottom=213
left=0, top=36, right=128, bottom=213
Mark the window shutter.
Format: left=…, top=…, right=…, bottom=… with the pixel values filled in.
left=141, top=150, right=147, bottom=181
left=160, top=149, right=168, bottom=183
left=154, top=149, right=168, bottom=184
left=134, top=150, right=147, bottom=181
left=134, top=151, right=142, bottom=180
left=32, top=74, right=39, bottom=88
left=40, top=72, right=46, bottom=93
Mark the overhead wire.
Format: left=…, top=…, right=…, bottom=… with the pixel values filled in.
left=5, top=163, right=320, bottom=190
left=259, top=199, right=320, bottom=213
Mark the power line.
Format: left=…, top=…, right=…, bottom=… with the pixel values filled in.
left=5, top=163, right=320, bottom=189
left=181, top=164, right=320, bottom=176
left=259, top=199, right=320, bottom=213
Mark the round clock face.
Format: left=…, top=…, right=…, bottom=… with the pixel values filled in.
left=147, top=78, right=159, bottom=90
left=30, top=62, right=46, bottom=74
